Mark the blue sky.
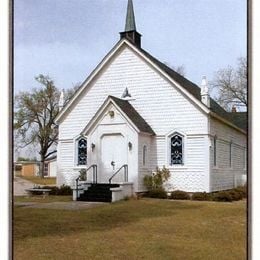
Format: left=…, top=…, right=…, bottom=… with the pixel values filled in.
left=14, top=0, right=247, bottom=93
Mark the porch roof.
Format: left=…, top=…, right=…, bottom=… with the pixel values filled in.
left=109, top=96, right=155, bottom=135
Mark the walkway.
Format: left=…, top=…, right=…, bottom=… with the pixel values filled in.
left=14, top=176, right=34, bottom=196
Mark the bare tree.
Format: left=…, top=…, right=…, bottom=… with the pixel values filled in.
left=210, top=57, right=247, bottom=111
left=14, top=75, right=60, bottom=177
left=14, top=75, right=81, bottom=177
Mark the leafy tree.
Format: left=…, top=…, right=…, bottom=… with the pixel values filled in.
left=210, top=57, right=247, bottom=111
left=14, top=75, right=80, bottom=177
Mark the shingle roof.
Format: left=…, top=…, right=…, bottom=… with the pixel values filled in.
left=138, top=48, right=247, bottom=132
left=110, top=96, right=155, bottom=135
left=227, top=112, right=247, bottom=131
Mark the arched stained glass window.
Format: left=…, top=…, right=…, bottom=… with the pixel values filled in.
left=170, top=134, right=183, bottom=165
left=78, top=138, right=87, bottom=165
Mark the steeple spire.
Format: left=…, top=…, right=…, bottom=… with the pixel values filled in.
left=125, top=0, right=136, bottom=32
left=120, top=0, right=142, bottom=47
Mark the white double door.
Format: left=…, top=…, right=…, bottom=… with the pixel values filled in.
left=99, top=133, right=127, bottom=183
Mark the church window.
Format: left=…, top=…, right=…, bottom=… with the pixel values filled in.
left=213, top=136, right=217, bottom=167
left=143, top=145, right=147, bottom=166
left=77, top=138, right=87, bottom=165
left=170, top=134, right=183, bottom=165
left=229, top=141, right=232, bottom=168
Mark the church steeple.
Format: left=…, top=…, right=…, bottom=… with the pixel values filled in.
left=125, top=0, right=136, bottom=31
left=120, top=0, right=142, bottom=48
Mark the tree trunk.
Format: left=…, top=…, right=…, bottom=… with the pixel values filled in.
left=40, top=154, right=45, bottom=178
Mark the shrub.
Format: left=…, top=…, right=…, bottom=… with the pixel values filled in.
left=143, top=166, right=170, bottom=191
left=233, top=186, right=247, bottom=198
left=42, top=185, right=72, bottom=195
left=170, top=190, right=190, bottom=200
left=58, top=185, right=72, bottom=195
left=146, top=188, right=168, bottom=199
left=212, top=191, right=232, bottom=202
left=192, top=192, right=213, bottom=201
left=227, top=190, right=243, bottom=201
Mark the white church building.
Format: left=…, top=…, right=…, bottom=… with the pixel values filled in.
left=56, top=0, right=247, bottom=201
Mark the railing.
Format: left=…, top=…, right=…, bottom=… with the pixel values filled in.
left=109, top=164, right=128, bottom=184
left=75, top=164, right=97, bottom=199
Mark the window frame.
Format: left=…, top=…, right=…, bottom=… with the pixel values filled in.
left=167, top=131, right=185, bottom=167
left=142, top=145, right=147, bottom=166
left=74, top=136, right=88, bottom=168
left=43, top=162, right=49, bottom=177
left=213, top=136, right=217, bottom=167
left=229, top=141, right=233, bottom=168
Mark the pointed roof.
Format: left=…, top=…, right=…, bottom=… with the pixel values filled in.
left=56, top=38, right=246, bottom=134
left=82, top=95, right=155, bottom=135
left=109, top=96, right=155, bottom=134
left=125, top=0, right=136, bottom=32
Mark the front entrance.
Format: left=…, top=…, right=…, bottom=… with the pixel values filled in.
left=100, top=133, right=127, bottom=183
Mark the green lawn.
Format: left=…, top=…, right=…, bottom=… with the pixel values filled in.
left=14, top=195, right=71, bottom=203
left=14, top=198, right=246, bottom=260
left=16, top=175, right=56, bottom=185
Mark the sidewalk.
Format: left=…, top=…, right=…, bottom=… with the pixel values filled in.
left=14, top=176, right=34, bottom=196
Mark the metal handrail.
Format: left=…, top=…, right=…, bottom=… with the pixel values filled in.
left=75, top=164, right=97, bottom=199
left=109, top=164, right=128, bottom=184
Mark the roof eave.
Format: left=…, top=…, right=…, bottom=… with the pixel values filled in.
left=55, top=39, right=127, bottom=124
left=81, top=97, right=141, bottom=136
left=210, top=112, right=246, bottom=134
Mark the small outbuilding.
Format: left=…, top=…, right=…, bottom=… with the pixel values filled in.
left=43, top=156, right=57, bottom=177
left=19, top=161, right=40, bottom=177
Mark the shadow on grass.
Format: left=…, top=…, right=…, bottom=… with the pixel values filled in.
left=14, top=199, right=203, bottom=240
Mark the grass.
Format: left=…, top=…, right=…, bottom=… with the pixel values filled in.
left=16, top=175, right=56, bottom=185
left=14, top=196, right=72, bottom=203
left=14, top=198, right=246, bottom=260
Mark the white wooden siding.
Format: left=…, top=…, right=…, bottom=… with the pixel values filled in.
left=138, top=134, right=153, bottom=191
left=57, top=140, right=79, bottom=186
left=210, top=117, right=246, bottom=191
left=59, top=46, right=208, bottom=140
left=57, top=45, right=211, bottom=191
left=148, top=135, right=209, bottom=192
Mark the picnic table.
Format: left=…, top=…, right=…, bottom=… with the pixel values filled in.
left=25, top=188, right=52, bottom=198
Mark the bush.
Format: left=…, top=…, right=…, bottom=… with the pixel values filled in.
left=42, top=185, right=72, bottom=196
left=227, top=190, right=243, bottom=201
left=192, top=192, right=213, bottom=201
left=143, top=166, right=170, bottom=191
left=146, top=188, right=168, bottom=199
left=170, top=190, right=190, bottom=200
left=212, top=191, right=233, bottom=202
left=233, top=186, right=247, bottom=198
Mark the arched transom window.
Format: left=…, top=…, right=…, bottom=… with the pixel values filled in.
left=77, top=138, right=87, bottom=165
left=170, top=134, right=183, bottom=165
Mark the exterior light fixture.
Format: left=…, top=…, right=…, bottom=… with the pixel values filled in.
left=128, top=142, right=132, bottom=150
left=91, top=143, right=95, bottom=151
left=108, top=110, right=115, bottom=118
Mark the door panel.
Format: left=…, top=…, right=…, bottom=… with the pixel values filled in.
left=100, top=134, right=126, bottom=182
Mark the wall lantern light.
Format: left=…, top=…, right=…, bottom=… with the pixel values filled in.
left=91, top=143, right=95, bottom=151
left=108, top=110, right=115, bottom=118
left=128, top=142, right=132, bottom=150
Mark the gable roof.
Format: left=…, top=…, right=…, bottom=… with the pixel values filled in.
left=82, top=95, right=155, bottom=135
left=138, top=48, right=247, bottom=132
left=109, top=96, right=155, bottom=135
left=227, top=112, right=247, bottom=131
left=57, top=38, right=246, bottom=133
